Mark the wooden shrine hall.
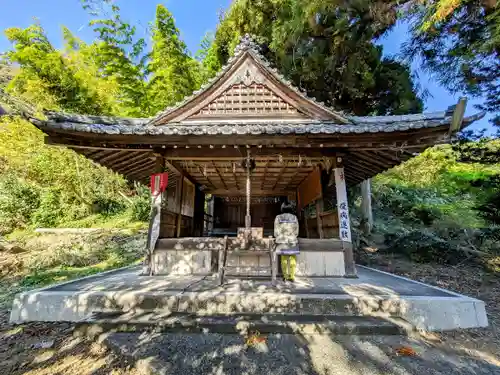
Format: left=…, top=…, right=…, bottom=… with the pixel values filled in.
left=28, top=35, right=483, bottom=280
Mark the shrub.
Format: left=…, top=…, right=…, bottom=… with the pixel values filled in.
left=383, top=230, right=459, bottom=264
left=129, top=195, right=150, bottom=222
left=128, top=185, right=151, bottom=222
left=31, top=189, right=64, bottom=228
left=91, top=197, right=126, bottom=216
left=0, top=175, right=40, bottom=234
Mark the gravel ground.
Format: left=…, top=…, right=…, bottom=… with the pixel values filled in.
left=104, top=330, right=500, bottom=375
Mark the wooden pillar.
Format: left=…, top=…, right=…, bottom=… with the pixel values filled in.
left=334, top=158, right=356, bottom=277
left=315, top=199, right=324, bottom=239
left=176, top=176, right=184, bottom=238
left=154, top=153, right=165, bottom=173
left=193, top=186, right=206, bottom=237
left=144, top=153, right=165, bottom=275
left=245, top=152, right=251, bottom=228
left=360, top=179, right=373, bottom=235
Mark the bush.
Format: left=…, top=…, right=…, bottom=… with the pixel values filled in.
left=31, top=189, right=64, bottom=227
left=407, top=204, right=442, bottom=225
left=383, top=230, right=459, bottom=264
left=128, top=185, right=151, bottom=222
left=0, top=175, right=40, bottom=234
left=91, top=196, right=126, bottom=216
left=373, top=183, right=445, bottom=226
left=129, top=195, right=150, bottom=222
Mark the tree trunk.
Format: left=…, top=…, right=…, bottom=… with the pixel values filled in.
left=360, top=179, right=373, bottom=235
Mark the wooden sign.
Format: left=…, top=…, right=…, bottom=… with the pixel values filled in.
left=297, top=167, right=322, bottom=211
left=181, top=178, right=195, bottom=217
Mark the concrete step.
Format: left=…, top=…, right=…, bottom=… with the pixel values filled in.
left=77, top=312, right=410, bottom=337
left=88, top=291, right=401, bottom=316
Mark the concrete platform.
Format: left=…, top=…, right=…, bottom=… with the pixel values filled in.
left=10, top=265, right=488, bottom=331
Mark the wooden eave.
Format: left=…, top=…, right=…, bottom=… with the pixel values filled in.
left=20, top=35, right=486, bottom=192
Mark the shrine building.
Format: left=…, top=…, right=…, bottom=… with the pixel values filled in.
left=27, top=35, right=483, bottom=281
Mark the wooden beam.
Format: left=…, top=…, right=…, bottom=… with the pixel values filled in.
left=46, top=137, right=152, bottom=151
left=344, top=168, right=367, bottom=182
left=353, top=151, right=393, bottom=169
left=154, top=153, right=165, bottom=173
left=113, top=156, right=154, bottom=174
left=97, top=150, right=132, bottom=165
left=272, top=161, right=288, bottom=191
left=232, top=162, right=240, bottom=191
left=348, top=155, right=395, bottom=174
left=212, top=161, right=229, bottom=190
left=343, top=160, right=377, bottom=176
left=260, top=159, right=271, bottom=190
left=121, top=160, right=156, bottom=176
left=81, top=149, right=109, bottom=159
left=207, top=188, right=290, bottom=196
left=176, top=176, right=184, bottom=238
left=449, top=97, right=467, bottom=135
left=282, top=168, right=301, bottom=192
left=196, top=164, right=217, bottom=189
left=360, top=179, right=373, bottom=235
left=109, top=152, right=151, bottom=171
left=164, top=147, right=337, bottom=160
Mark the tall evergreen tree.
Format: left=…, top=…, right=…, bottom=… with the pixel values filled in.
left=146, top=4, right=202, bottom=116
left=88, top=4, right=148, bottom=116
left=404, top=0, right=499, bottom=125
left=205, top=0, right=423, bottom=116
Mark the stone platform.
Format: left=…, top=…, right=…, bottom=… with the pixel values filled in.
left=10, top=265, right=488, bottom=331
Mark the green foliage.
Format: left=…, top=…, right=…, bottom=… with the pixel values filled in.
left=0, top=174, right=40, bottom=234
left=404, top=0, right=500, bottom=124
left=91, top=196, right=126, bottom=216
left=0, top=230, right=145, bottom=306
left=207, top=0, right=423, bottom=115
left=88, top=4, right=148, bottom=116
left=128, top=184, right=151, bottom=222
left=5, top=24, right=115, bottom=114
left=384, top=230, right=457, bottom=264
left=0, top=116, right=146, bottom=233
left=31, top=189, right=64, bottom=228
left=369, top=142, right=500, bottom=265
left=146, top=5, right=204, bottom=115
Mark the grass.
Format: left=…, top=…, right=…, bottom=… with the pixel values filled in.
left=0, top=229, right=146, bottom=308
left=19, top=258, right=144, bottom=288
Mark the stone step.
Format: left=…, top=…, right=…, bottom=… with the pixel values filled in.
left=77, top=312, right=410, bottom=337
left=88, top=292, right=399, bottom=316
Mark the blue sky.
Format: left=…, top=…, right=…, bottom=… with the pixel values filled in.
left=0, top=0, right=492, bottom=130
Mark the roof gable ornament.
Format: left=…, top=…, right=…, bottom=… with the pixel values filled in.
left=149, top=34, right=350, bottom=125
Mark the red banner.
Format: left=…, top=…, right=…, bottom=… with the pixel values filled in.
left=150, top=173, right=168, bottom=195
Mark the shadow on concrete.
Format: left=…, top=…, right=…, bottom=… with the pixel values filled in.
left=7, top=265, right=494, bottom=374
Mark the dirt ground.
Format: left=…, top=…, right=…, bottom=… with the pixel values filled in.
left=0, top=310, right=143, bottom=375
left=0, top=255, right=498, bottom=374
left=358, top=251, right=500, bottom=358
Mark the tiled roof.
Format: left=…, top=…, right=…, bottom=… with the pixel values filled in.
left=33, top=110, right=485, bottom=136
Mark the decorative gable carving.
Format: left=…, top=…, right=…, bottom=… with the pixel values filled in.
left=188, top=82, right=306, bottom=120
left=151, top=35, right=349, bottom=125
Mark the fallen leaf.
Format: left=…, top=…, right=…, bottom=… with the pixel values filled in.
left=395, top=346, right=417, bottom=356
